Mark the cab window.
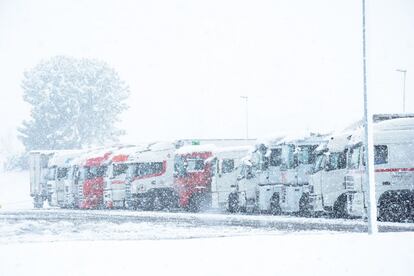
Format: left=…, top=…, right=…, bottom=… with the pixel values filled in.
left=374, top=145, right=388, bottom=165
left=270, top=148, right=282, bottom=167
left=222, top=159, right=235, bottom=174
left=348, top=145, right=361, bottom=169
left=187, top=158, right=204, bottom=172
left=113, top=163, right=128, bottom=177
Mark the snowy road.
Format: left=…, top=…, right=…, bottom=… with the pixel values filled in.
left=1, top=209, right=413, bottom=243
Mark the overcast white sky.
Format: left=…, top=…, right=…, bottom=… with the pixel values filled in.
left=0, top=0, right=413, bottom=149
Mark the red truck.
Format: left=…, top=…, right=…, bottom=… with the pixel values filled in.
left=78, top=150, right=113, bottom=209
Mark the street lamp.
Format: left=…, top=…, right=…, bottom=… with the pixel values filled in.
left=362, top=0, right=378, bottom=234
left=240, top=96, right=249, bottom=139
left=396, top=69, right=407, bottom=113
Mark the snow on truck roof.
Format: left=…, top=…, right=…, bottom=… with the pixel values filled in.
left=374, top=117, right=414, bottom=131
left=258, top=132, right=327, bottom=148
left=349, top=117, right=414, bottom=144
left=326, top=133, right=353, bottom=152
left=47, top=149, right=86, bottom=166
left=175, top=144, right=252, bottom=155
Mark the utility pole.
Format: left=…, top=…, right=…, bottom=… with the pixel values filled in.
left=362, top=0, right=378, bottom=234
left=396, top=69, right=407, bottom=113
left=240, top=96, right=249, bottom=139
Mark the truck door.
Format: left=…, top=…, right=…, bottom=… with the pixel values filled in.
left=215, top=158, right=237, bottom=208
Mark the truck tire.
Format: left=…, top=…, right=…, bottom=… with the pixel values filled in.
left=299, top=193, right=311, bottom=217
left=379, top=199, right=408, bottom=222
left=187, top=192, right=210, bottom=213
left=162, top=192, right=179, bottom=211
left=152, top=193, right=164, bottom=211
left=333, top=194, right=348, bottom=218
left=270, top=193, right=282, bottom=215
left=228, top=193, right=239, bottom=213
left=33, top=196, right=43, bottom=208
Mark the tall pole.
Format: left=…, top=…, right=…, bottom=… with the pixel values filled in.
left=240, top=96, right=249, bottom=139
left=362, top=0, right=378, bottom=234
left=396, top=69, right=407, bottom=113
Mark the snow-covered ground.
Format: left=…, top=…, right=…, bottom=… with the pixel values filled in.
left=1, top=171, right=414, bottom=275
left=1, top=233, right=413, bottom=276
left=0, top=170, right=31, bottom=210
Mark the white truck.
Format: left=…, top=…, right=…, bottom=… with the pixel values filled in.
left=45, top=150, right=84, bottom=208
left=103, top=145, right=149, bottom=208
left=308, top=133, right=352, bottom=217
left=344, top=117, right=414, bottom=222
left=125, top=142, right=177, bottom=210
left=231, top=133, right=326, bottom=215
left=29, top=150, right=55, bottom=208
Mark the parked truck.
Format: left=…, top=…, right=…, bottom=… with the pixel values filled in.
left=77, top=149, right=114, bottom=209
left=124, top=142, right=177, bottom=210
left=29, top=150, right=55, bottom=208
left=103, top=145, right=149, bottom=208
left=308, top=133, right=352, bottom=217
left=231, top=133, right=327, bottom=215
left=45, top=150, right=84, bottom=208
left=344, top=117, right=414, bottom=222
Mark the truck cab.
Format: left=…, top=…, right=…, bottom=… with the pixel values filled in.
left=29, top=150, right=55, bottom=208
left=344, top=118, right=414, bottom=221
left=78, top=150, right=112, bottom=209
left=103, top=148, right=133, bottom=209
left=308, top=133, right=351, bottom=216
left=45, top=150, right=83, bottom=208
left=125, top=142, right=177, bottom=210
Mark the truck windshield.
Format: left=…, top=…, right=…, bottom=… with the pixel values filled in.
left=297, top=145, right=318, bottom=165
left=269, top=148, right=282, bottom=167
left=326, top=152, right=347, bottom=171
left=174, top=155, right=187, bottom=177
left=130, top=162, right=164, bottom=178
left=113, top=163, right=129, bottom=177
left=348, top=145, right=361, bottom=169
left=312, top=154, right=325, bottom=173
left=47, top=167, right=56, bottom=180
left=57, top=167, right=69, bottom=180
left=281, top=145, right=296, bottom=169
left=85, top=165, right=107, bottom=179
left=186, top=158, right=204, bottom=171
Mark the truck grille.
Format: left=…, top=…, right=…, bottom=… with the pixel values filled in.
left=344, top=176, right=354, bottom=190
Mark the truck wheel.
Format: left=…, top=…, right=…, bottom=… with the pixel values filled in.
left=270, top=193, right=282, bottom=215
left=141, top=194, right=154, bottom=211
left=33, top=196, right=43, bottom=208
left=162, top=191, right=178, bottom=211
left=379, top=199, right=408, bottom=222
left=152, top=194, right=164, bottom=211
left=188, top=194, right=201, bottom=212
left=299, top=193, right=311, bottom=217
left=188, top=192, right=210, bottom=213
left=333, top=194, right=348, bottom=218
left=228, top=193, right=239, bottom=213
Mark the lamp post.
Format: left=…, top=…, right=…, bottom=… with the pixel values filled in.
left=240, top=96, right=249, bottom=139
left=396, top=69, right=407, bottom=113
left=362, top=0, right=378, bottom=234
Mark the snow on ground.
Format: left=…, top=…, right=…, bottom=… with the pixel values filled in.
left=0, top=233, right=413, bottom=276
left=0, top=212, right=293, bottom=243
left=0, top=170, right=31, bottom=210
